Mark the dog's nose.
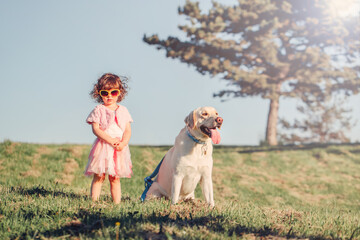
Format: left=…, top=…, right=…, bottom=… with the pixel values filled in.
left=216, top=117, right=223, bottom=124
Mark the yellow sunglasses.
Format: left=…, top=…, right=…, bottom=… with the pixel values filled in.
left=99, top=89, right=121, bottom=97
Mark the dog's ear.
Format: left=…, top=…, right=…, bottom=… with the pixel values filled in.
left=184, top=110, right=197, bottom=129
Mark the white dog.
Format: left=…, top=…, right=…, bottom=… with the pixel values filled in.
left=145, top=106, right=223, bottom=206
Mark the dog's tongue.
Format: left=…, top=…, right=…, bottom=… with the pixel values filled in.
left=210, top=129, right=221, bottom=144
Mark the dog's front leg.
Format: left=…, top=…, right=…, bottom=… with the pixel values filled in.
left=171, top=175, right=183, bottom=205
left=200, top=175, right=215, bottom=207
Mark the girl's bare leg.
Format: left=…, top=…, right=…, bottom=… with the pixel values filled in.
left=90, top=174, right=105, bottom=201
left=109, top=175, right=121, bottom=204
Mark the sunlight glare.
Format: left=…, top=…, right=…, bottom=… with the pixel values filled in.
left=327, top=0, right=360, bottom=18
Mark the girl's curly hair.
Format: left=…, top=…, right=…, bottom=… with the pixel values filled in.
left=90, top=73, right=129, bottom=103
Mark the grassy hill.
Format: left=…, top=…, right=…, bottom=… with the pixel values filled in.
left=0, top=140, right=359, bottom=239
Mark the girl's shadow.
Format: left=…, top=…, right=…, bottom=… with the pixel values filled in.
left=9, top=184, right=86, bottom=200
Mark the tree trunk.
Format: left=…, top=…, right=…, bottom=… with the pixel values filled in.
left=265, top=97, right=279, bottom=146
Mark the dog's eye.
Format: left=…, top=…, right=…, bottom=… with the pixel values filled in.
left=216, top=112, right=218, bottom=116
left=202, top=112, right=208, bottom=117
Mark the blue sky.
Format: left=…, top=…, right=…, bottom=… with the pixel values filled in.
left=0, top=0, right=359, bottom=146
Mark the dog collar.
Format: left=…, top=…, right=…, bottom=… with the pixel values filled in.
left=187, top=130, right=206, bottom=144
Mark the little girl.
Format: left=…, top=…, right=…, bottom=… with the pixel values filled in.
left=84, top=73, right=133, bottom=204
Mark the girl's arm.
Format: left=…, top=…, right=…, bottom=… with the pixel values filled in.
left=116, top=122, right=131, bottom=151
left=91, top=122, right=120, bottom=147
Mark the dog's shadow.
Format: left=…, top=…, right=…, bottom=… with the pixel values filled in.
left=37, top=207, right=274, bottom=239
left=5, top=185, right=340, bottom=239
left=31, top=199, right=328, bottom=240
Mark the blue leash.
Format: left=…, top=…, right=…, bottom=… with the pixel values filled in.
left=140, top=156, right=164, bottom=202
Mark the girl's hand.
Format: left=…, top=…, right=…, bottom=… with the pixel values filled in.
left=115, top=142, right=126, bottom=151
left=91, top=123, right=122, bottom=149
left=109, top=138, right=121, bottom=148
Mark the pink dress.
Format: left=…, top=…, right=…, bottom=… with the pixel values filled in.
left=84, top=104, right=133, bottom=178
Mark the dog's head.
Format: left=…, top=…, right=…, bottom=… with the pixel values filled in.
left=184, top=107, right=223, bottom=144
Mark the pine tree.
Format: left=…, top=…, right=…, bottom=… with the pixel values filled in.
left=144, top=0, right=360, bottom=145
left=278, top=96, right=356, bottom=144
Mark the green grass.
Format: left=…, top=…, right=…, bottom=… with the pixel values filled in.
left=0, top=140, right=360, bottom=239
